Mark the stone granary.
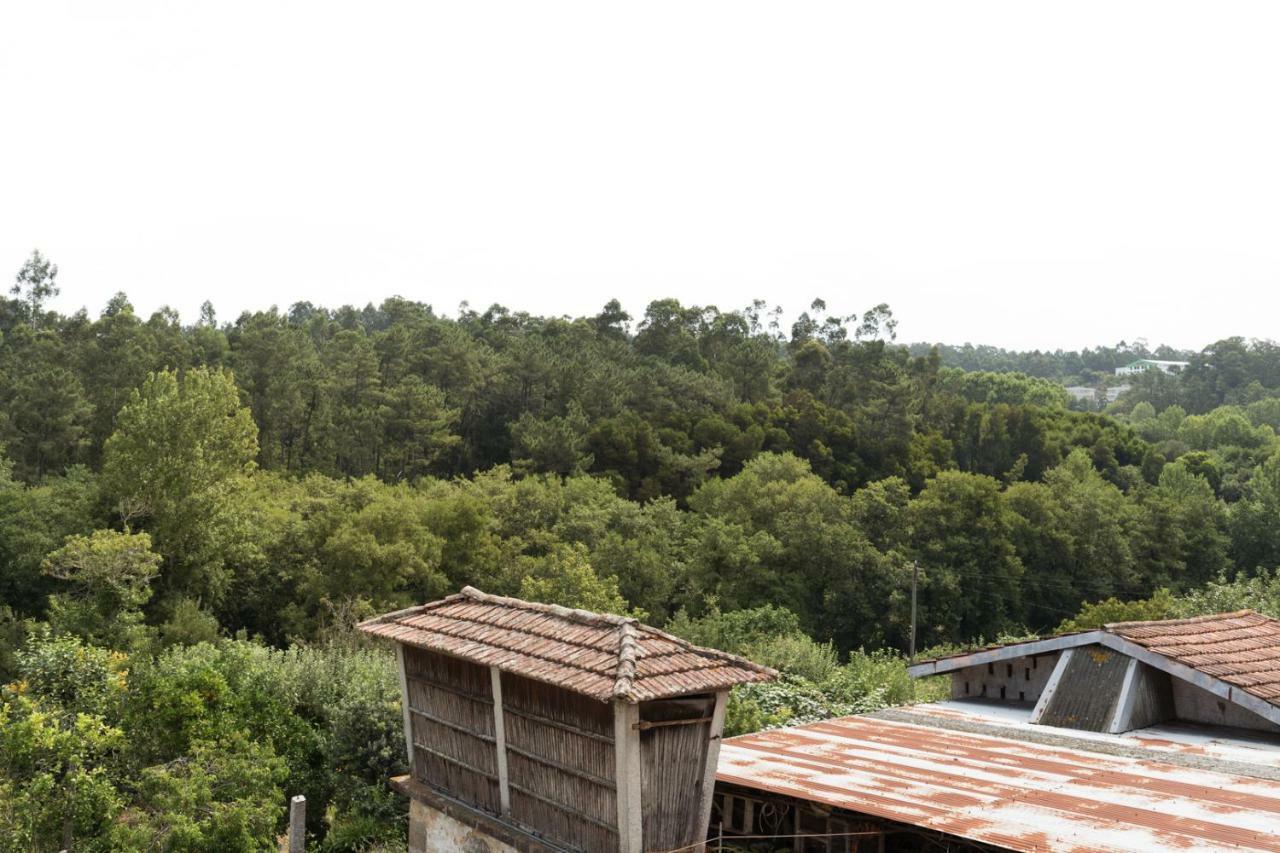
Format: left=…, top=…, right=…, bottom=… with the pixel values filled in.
left=358, top=587, right=775, bottom=853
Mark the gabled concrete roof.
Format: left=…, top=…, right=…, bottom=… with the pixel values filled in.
left=907, top=611, right=1280, bottom=727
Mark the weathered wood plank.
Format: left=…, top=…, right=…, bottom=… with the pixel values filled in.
left=503, top=705, right=614, bottom=744
left=395, top=645, right=415, bottom=777
left=490, top=666, right=511, bottom=817
left=504, top=743, right=617, bottom=791
left=507, top=781, right=621, bottom=833
left=412, top=741, right=499, bottom=781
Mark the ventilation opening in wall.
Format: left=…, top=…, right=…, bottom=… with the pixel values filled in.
left=1000, top=686, right=1007, bottom=700
left=1025, top=668, right=1031, bottom=681
left=964, top=681, right=970, bottom=695
left=719, top=794, right=754, bottom=834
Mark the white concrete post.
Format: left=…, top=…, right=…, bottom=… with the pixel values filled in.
left=288, top=794, right=306, bottom=853
left=395, top=645, right=415, bottom=777
left=1108, top=657, right=1141, bottom=733
left=1030, top=649, right=1073, bottom=724
left=693, top=691, right=729, bottom=852
left=490, top=666, right=511, bottom=817
left=613, top=700, right=643, bottom=853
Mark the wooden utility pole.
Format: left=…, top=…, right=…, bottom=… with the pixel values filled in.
left=908, top=561, right=918, bottom=662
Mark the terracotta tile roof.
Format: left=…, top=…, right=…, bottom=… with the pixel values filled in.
left=357, top=587, right=776, bottom=703
left=1107, top=610, right=1280, bottom=705
left=910, top=611, right=1280, bottom=715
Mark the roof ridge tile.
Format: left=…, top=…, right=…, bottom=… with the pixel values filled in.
left=1104, top=609, right=1262, bottom=631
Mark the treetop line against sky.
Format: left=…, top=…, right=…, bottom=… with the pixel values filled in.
left=4, top=1, right=1280, bottom=350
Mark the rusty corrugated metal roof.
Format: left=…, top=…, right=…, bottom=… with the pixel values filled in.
left=883, top=700, right=1280, bottom=775
left=1107, top=611, right=1280, bottom=706
left=718, top=715, right=1280, bottom=852
left=358, top=587, right=776, bottom=703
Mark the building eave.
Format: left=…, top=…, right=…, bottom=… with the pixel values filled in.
left=906, top=631, right=1105, bottom=678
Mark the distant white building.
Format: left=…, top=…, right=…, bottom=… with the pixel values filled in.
left=1115, top=358, right=1190, bottom=376
left=1065, top=384, right=1128, bottom=403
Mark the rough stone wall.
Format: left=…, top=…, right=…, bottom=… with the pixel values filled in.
left=408, top=798, right=520, bottom=853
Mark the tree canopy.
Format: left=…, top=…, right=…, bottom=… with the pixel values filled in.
left=5, top=251, right=1280, bottom=849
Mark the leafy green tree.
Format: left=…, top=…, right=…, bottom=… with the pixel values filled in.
left=10, top=250, right=59, bottom=329
left=321, top=330, right=385, bottom=477
left=77, top=294, right=163, bottom=464
left=634, top=299, right=710, bottom=371
left=0, top=332, right=93, bottom=479
left=510, top=404, right=593, bottom=476
left=0, top=635, right=128, bottom=851
left=1006, top=450, right=1138, bottom=628
left=668, top=604, right=933, bottom=737
left=113, top=733, right=285, bottom=853
left=228, top=309, right=326, bottom=472
left=42, top=530, right=161, bottom=650
left=908, top=471, right=1024, bottom=645
left=1229, top=454, right=1280, bottom=572
left=381, top=376, right=460, bottom=480
left=0, top=466, right=100, bottom=616
left=1175, top=569, right=1280, bottom=619
left=1132, top=461, right=1230, bottom=589
left=665, top=604, right=805, bottom=653
left=0, top=692, right=125, bottom=851
left=688, top=453, right=894, bottom=650
left=1055, top=589, right=1179, bottom=631
left=102, top=368, right=258, bottom=605
left=591, top=299, right=631, bottom=341
left=518, top=543, right=638, bottom=616
left=243, top=476, right=450, bottom=639
left=855, top=303, right=897, bottom=342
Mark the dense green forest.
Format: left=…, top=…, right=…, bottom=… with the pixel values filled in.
left=7, top=251, right=1280, bottom=849
left=907, top=340, right=1196, bottom=384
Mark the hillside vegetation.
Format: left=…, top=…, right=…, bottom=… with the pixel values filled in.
left=6, top=252, right=1280, bottom=849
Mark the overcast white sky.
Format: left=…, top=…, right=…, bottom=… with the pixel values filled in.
left=2, top=2, right=1278, bottom=351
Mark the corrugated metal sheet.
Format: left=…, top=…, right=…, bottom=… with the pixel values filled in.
left=1109, top=611, right=1280, bottom=705
left=1037, top=645, right=1129, bottom=731
left=358, top=586, right=775, bottom=702
left=717, top=715, right=1280, bottom=852
left=886, top=700, right=1280, bottom=774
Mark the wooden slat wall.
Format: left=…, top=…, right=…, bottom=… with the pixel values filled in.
left=501, top=671, right=619, bottom=852
left=403, top=647, right=501, bottom=814
left=640, top=695, right=715, bottom=851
